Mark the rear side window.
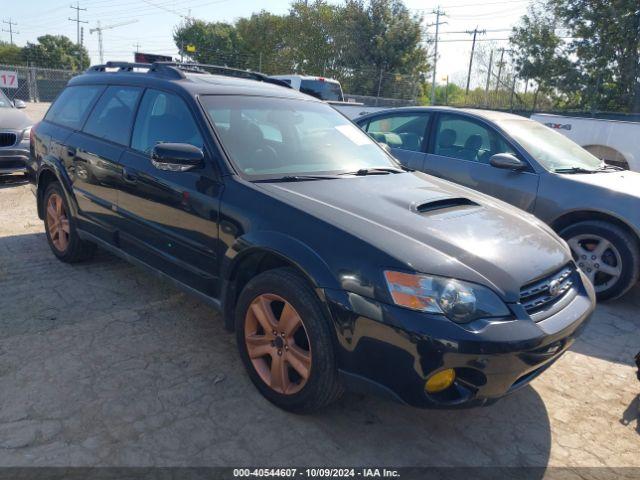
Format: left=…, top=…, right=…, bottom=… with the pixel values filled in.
left=131, top=89, right=203, bottom=153
left=83, top=86, right=142, bottom=145
left=365, top=114, right=430, bottom=152
left=45, top=85, right=103, bottom=129
left=300, top=80, right=343, bottom=101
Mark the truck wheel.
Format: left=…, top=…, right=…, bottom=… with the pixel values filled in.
left=43, top=182, right=96, bottom=263
left=235, top=268, right=343, bottom=413
left=560, top=220, right=639, bottom=301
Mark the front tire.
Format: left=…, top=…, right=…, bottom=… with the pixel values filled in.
left=43, top=182, right=96, bottom=263
left=235, top=268, right=343, bottom=413
left=560, top=220, right=639, bottom=301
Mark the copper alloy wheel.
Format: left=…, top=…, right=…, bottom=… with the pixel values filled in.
left=244, top=293, right=312, bottom=395
left=46, top=193, right=70, bottom=253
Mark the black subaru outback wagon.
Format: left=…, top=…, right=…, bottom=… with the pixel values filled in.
left=29, top=62, right=595, bottom=412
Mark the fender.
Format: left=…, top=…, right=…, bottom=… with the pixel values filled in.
left=36, top=156, right=78, bottom=220
left=220, top=230, right=342, bottom=329
left=222, top=229, right=340, bottom=288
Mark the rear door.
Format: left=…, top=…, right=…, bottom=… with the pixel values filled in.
left=424, top=113, right=540, bottom=212
left=68, top=85, right=143, bottom=243
left=362, top=112, right=431, bottom=169
left=117, top=88, right=223, bottom=297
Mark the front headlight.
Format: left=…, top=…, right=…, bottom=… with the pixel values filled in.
left=21, top=127, right=31, bottom=142
left=384, top=271, right=510, bottom=323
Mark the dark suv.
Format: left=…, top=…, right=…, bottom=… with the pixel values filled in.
left=29, top=62, right=595, bottom=412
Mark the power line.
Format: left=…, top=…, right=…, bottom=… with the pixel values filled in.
left=69, top=2, right=88, bottom=46
left=2, top=18, right=19, bottom=45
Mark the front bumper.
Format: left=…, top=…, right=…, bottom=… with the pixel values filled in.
left=0, top=141, right=29, bottom=174
left=324, top=270, right=595, bottom=408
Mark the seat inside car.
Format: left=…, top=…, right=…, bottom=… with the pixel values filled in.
left=460, top=134, right=483, bottom=161
left=437, top=128, right=459, bottom=157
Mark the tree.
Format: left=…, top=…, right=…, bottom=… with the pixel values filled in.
left=0, top=41, right=24, bottom=65
left=338, top=0, right=429, bottom=97
left=552, top=0, right=640, bottom=112
left=172, top=0, right=429, bottom=99
left=511, top=0, right=640, bottom=112
left=173, top=19, right=244, bottom=67
left=22, top=35, right=89, bottom=70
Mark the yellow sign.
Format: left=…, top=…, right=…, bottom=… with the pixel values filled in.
left=186, top=44, right=196, bottom=53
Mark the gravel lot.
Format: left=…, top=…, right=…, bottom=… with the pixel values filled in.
left=0, top=102, right=638, bottom=469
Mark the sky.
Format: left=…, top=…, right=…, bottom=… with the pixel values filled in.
left=3, top=0, right=531, bottom=88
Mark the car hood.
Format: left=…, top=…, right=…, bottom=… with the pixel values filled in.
left=0, top=108, right=32, bottom=130
left=559, top=170, right=640, bottom=197
left=259, top=172, right=571, bottom=302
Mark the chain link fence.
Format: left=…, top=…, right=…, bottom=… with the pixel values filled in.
left=0, top=64, right=79, bottom=103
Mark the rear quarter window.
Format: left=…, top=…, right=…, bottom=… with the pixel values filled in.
left=45, top=85, right=104, bottom=130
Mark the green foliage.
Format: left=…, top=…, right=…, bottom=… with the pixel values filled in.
left=172, top=0, right=429, bottom=98
left=510, top=0, right=640, bottom=112
left=0, top=42, right=24, bottom=65
left=20, top=35, right=90, bottom=70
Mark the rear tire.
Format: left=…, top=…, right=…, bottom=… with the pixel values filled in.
left=559, top=220, right=639, bottom=301
left=43, top=182, right=96, bottom=263
left=235, top=268, right=343, bottom=413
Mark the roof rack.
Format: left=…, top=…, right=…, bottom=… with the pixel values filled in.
left=85, top=61, right=291, bottom=88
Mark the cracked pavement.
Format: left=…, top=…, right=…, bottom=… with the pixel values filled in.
left=0, top=176, right=638, bottom=468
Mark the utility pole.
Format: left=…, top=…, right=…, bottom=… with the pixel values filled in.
left=465, top=27, right=485, bottom=95
left=90, top=20, right=138, bottom=64
left=484, top=49, right=493, bottom=107
left=494, top=47, right=506, bottom=93
left=2, top=18, right=18, bottom=45
left=69, top=2, right=88, bottom=46
left=133, top=42, right=141, bottom=52
left=429, top=6, right=447, bottom=106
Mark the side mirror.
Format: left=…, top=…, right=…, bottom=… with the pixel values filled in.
left=489, top=153, right=526, bottom=171
left=151, top=143, right=203, bottom=172
left=13, top=99, right=26, bottom=109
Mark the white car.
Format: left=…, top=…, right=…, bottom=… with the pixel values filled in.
left=269, top=74, right=344, bottom=102
left=530, top=113, right=640, bottom=171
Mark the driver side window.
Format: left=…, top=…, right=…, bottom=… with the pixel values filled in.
left=131, top=89, right=203, bottom=154
left=434, top=114, right=516, bottom=164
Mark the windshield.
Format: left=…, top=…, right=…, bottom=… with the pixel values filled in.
left=300, top=79, right=343, bottom=101
left=496, top=118, right=602, bottom=172
left=0, top=90, right=12, bottom=108
left=202, top=95, right=397, bottom=179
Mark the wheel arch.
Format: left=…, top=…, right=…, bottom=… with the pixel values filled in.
left=550, top=210, right=640, bottom=249
left=36, top=157, right=76, bottom=220
left=220, top=233, right=339, bottom=331
left=581, top=144, right=630, bottom=169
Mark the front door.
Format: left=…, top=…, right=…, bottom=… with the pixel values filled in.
left=424, top=113, right=540, bottom=212
left=117, top=89, right=223, bottom=297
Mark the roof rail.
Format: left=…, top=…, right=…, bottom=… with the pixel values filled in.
left=85, top=61, right=291, bottom=88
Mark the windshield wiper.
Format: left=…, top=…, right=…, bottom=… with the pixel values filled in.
left=553, top=166, right=598, bottom=174
left=339, top=166, right=407, bottom=176
left=596, top=163, right=624, bottom=172
left=254, top=174, right=341, bottom=183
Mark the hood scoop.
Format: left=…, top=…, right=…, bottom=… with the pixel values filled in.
left=415, top=197, right=480, bottom=216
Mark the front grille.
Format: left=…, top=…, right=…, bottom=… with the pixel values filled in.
left=520, top=265, right=574, bottom=317
left=0, top=132, right=17, bottom=147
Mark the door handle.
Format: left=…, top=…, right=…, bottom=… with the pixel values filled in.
left=122, top=168, right=138, bottom=184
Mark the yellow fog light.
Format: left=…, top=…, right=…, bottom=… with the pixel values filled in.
left=425, top=369, right=456, bottom=393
